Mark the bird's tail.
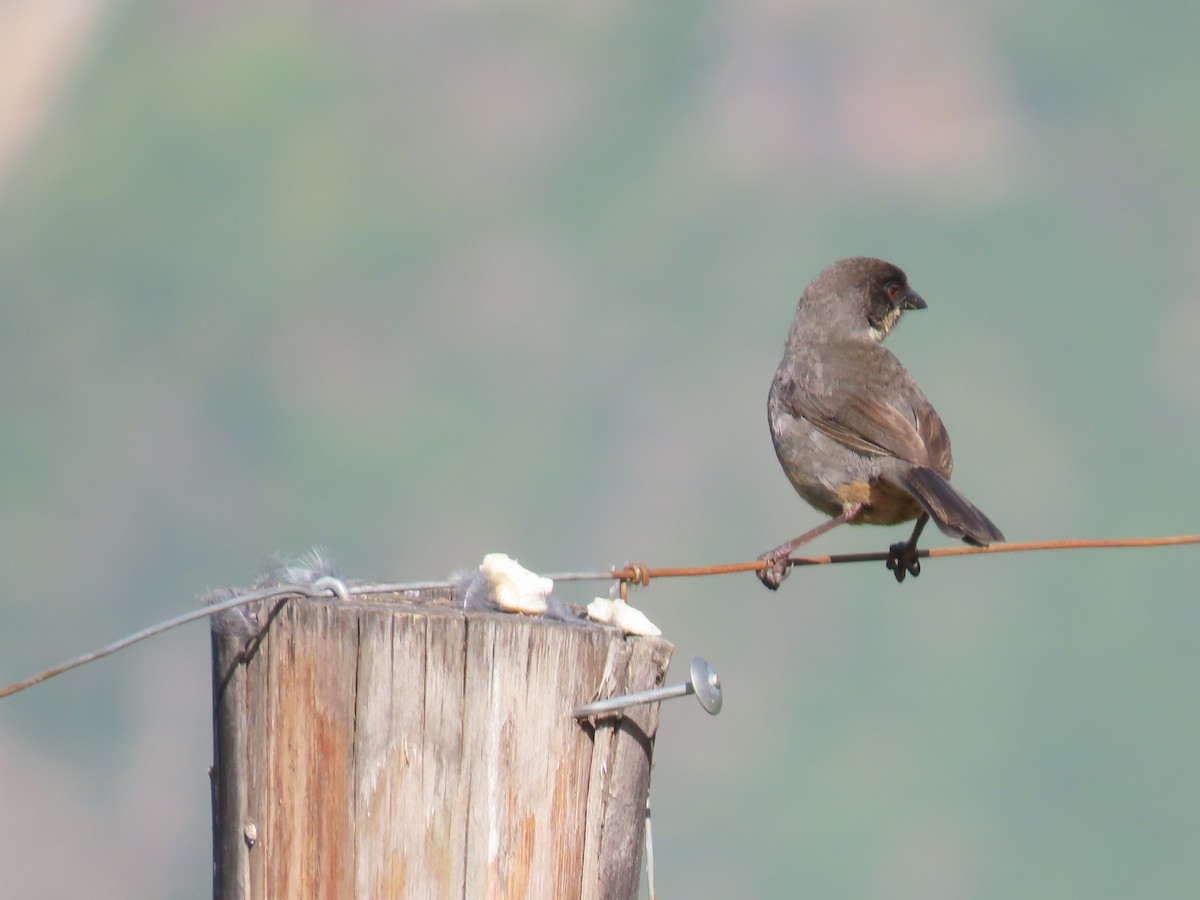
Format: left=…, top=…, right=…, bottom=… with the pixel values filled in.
left=904, top=467, right=1005, bottom=546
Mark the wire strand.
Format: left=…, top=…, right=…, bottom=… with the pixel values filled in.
left=1, top=533, right=1196, bottom=699
left=0, top=584, right=325, bottom=700
left=610, top=533, right=1200, bottom=582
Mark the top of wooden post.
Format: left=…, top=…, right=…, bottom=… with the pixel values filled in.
left=212, top=589, right=673, bottom=900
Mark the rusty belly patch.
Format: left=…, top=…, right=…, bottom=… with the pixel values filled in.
left=835, top=479, right=922, bottom=525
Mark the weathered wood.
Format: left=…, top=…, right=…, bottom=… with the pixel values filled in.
left=211, top=593, right=672, bottom=899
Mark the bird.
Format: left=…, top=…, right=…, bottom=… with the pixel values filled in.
left=757, top=257, right=1004, bottom=589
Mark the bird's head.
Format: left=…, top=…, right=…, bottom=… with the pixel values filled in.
left=793, top=257, right=926, bottom=344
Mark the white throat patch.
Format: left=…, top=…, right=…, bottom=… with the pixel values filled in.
left=870, top=306, right=903, bottom=342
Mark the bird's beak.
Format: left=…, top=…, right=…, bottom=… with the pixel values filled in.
left=902, top=288, right=926, bottom=311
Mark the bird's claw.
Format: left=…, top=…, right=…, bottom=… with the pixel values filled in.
left=886, top=541, right=921, bottom=583
left=757, top=554, right=789, bottom=591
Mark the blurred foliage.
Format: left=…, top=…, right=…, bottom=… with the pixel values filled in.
left=1, top=1, right=1198, bottom=898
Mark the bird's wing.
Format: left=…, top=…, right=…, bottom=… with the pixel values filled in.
left=911, top=401, right=953, bottom=476
left=785, top=382, right=953, bottom=475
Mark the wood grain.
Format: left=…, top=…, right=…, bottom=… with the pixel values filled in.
left=211, top=594, right=672, bottom=899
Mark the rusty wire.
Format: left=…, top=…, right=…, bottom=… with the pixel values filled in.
left=1, top=533, right=1197, bottom=700
left=550, top=533, right=1200, bottom=590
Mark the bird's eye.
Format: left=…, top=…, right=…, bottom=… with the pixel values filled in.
left=886, top=283, right=901, bottom=301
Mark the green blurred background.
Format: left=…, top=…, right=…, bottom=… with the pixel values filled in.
left=1, top=1, right=1198, bottom=897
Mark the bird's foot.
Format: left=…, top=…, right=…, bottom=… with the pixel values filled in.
left=756, top=553, right=790, bottom=591
left=886, top=541, right=921, bottom=583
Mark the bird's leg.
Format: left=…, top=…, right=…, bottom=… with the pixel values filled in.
left=887, top=513, right=929, bottom=583
left=757, top=503, right=863, bottom=591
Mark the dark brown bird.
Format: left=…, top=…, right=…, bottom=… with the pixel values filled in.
left=758, top=257, right=1004, bottom=589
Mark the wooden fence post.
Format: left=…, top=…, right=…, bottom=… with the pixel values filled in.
left=210, top=590, right=673, bottom=899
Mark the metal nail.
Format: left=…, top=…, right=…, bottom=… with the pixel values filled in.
left=572, top=656, right=722, bottom=718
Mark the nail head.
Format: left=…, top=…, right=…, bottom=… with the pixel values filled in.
left=689, top=656, right=722, bottom=715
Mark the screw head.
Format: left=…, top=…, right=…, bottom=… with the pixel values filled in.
left=689, top=656, right=722, bottom=715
